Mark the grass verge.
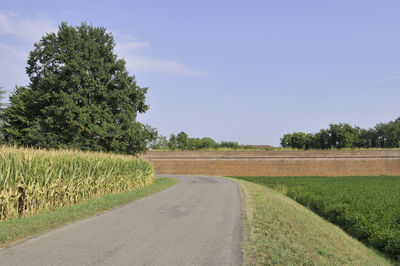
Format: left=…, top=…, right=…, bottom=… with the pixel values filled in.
left=232, top=176, right=400, bottom=261
left=0, top=177, right=178, bottom=248
left=230, top=178, right=392, bottom=265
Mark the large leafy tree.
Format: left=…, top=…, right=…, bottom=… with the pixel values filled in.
left=6, top=22, right=156, bottom=154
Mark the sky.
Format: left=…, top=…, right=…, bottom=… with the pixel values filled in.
left=0, top=1, right=399, bottom=146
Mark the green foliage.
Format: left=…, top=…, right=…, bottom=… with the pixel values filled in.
left=149, top=135, right=168, bottom=149
left=219, top=141, right=240, bottom=149
left=4, top=86, right=34, bottom=144
left=176, top=131, right=188, bottom=149
left=200, top=137, right=217, bottom=149
left=281, top=118, right=400, bottom=149
left=280, top=132, right=311, bottom=149
left=233, top=176, right=400, bottom=261
left=168, top=134, right=178, bottom=150
left=162, top=131, right=254, bottom=150
left=5, top=22, right=156, bottom=154
left=0, top=87, right=8, bottom=143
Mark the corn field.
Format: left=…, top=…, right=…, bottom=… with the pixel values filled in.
left=0, top=146, right=154, bottom=221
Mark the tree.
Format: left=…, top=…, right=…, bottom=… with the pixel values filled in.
left=200, top=137, right=217, bottom=149
left=4, top=86, right=35, bottom=144
left=313, top=129, right=330, bottom=149
left=176, top=131, right=188, bottom=150
left=280, top=132, right=308, bottom=149
left=187, top=137, right=201, bottom=150
left=0, top=87, right=8, bottom=143
left=359, top=128, right=378, bottom=148
left=168, top=134, right=178, bottom=150
left=327, top=123, right=360, bottom=149
left=375, top=117, right=400, bottom=148
left=280, top=133, right=291, bottom=148
left=219, top=141, right=239, bottom=149
left=280, top=117, right=400, bottom=150
left=166, top=133, right=218, bottom=150
left=149, top=135, right=168, bottom=149
left=5, top=23, right=156, bottom=154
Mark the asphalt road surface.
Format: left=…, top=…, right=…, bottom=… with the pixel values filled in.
left=0, top=175, right=242, bottom=266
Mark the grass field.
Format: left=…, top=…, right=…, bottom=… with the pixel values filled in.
left=232, top=176, right=400, bottom=262
left=0, top=146, right=154, bottom=221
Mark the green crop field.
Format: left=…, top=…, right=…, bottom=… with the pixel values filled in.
left=0, top=146, right=154, bottom=221
left=231, top=175, right=400, bottom=261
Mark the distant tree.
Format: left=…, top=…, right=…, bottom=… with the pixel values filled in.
left=166, top=133, right=218, bottom=150
left=280, top=133, right=291, bottom=148
left=166, top=132, right=257, bottom=150
left=304, top=133, right=314, bottom=149
left=375, top=117, right=400, bottom=148
left=168, top=134, right=177, bottom=150
left=5, top=22, right=156, bottom=154
left=150, top=135, right=168, bottom=149
left=374, top=122, right=387, bottom=148
left=289, top=132, right=309, bottom=149
left=219, top=141, right=239, bottom=149
left=313, top=129, right=330, bottom=149
left=327, top=123, right=360, bottom=149
left=281, top=123, right=364, bottom=149
left=359, top=128, right=376, bottom=148
left=176, top=131, right=189, bottom=150
left=200, top=137, right=217, bottom=149
left=280, top=132, right=304, bottom=149
left=387, top=117, right=400, bottom=148
left=279, top=118, right=400, bottom=149
left=0, top=87, right=9, bottom=143
left=187, top=137, right=202, bottom=150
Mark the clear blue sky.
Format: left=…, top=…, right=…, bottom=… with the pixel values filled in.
left=1, top=1, right=399, bottom=146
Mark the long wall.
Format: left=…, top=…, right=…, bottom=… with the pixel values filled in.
left=142, top=150, right=400, bottom=176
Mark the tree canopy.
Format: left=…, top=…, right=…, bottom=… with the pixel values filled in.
left=281, top=118, right=400, bottom=149
left=151, top=131, right=253, bottom=150
left=5, top=22, right=156, bottom=154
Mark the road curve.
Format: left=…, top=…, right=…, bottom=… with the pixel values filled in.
left=0, top=175, right=242, bottom=266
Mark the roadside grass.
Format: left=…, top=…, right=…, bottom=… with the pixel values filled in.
left=230, top=178, right=392, bottom=265
left=233, top=176, right=400, bottom=261
left=0, top=177, right=178, bottom=248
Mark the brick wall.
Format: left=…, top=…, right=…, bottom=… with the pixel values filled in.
left=142, top=150, right=400, bottom=176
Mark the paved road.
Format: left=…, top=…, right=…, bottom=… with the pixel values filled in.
left=0, top=175, right=242, bottom=266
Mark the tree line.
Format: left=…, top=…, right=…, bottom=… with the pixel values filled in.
left=280, top=118, right=400, bottom=149
left=150, top=131, right=253, bottom=150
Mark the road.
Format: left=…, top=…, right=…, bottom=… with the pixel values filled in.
left=0, top=175, right=242, bottom=266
